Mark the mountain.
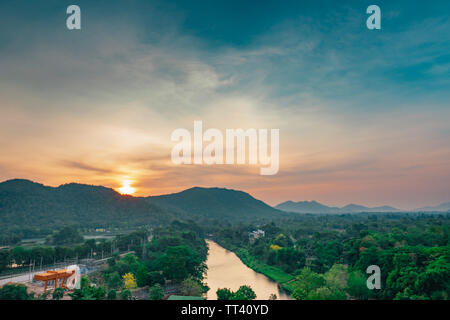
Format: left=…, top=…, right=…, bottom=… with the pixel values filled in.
left=415, top=202, right=450, bottom=212
left=0, top=179, right=171, bottom=232
left=146, top=187, right=291, bottom=223
left=275, top=200, right=340, bottom=214
left=275, top=200, right=400, bottom=214
left=0, top=180, right=291, bottom=233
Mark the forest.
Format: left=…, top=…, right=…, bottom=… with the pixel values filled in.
left=210, top=213, right=449, bottom=300
left=0, top=221, right=210, bottom=300
left=0, top=213, right=449, bottom=300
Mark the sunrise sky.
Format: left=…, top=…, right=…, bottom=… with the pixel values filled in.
left=0, top=0, right=449, bottom=209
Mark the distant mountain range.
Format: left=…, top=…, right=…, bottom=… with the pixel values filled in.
left=275, top=200, right=450, bottom=214
left=0, top=179, right=448, bottom=233
left=415, top=202, right=450, bottom=212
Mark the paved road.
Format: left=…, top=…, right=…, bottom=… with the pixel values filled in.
left=0, top=271, right=41, bottom=286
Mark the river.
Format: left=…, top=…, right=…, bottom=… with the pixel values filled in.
left=204, top=240, right=292, bottom=300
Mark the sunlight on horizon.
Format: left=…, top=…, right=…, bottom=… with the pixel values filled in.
left=118, top=179, right=136, bottom=195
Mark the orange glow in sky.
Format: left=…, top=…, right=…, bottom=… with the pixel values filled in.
left=118, top=180, right=136, bottom=195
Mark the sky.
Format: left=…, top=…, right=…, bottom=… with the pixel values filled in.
left=0, top=0, right=449, bottom=209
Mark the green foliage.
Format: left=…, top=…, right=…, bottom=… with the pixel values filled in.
left=80, top=276, right=90, bottom=289
left=49, top=226, right=83, bottom=245
left=347, top=270, right=369, bottom=299
left=157, top=245, right=204, bottom=282
left=120, top=289, right=132, bottom=300
left=148, top=271, right=165, bottom=286
left=292, top=268, right=326, bottom=300
left=234, top=285, right=257, bottom=300
left=216, top=285, right=256, bottom=300
left=0, top=179, right=170, bottom=233
left=216, top=288, right=233, bottom=300
left=0, top=284, right=34, bottom=300
left=0, top=250, right=10, bottom=272
left=105, top=271, right=122, bottom=289
left=107, top=289, right=117, bottom=300
left=68, top=277, right=106, bottom=300
left=52, top=288, right=65, bottom=300
left=149, top=284, right=164, bottom=300
left=136, top=264, right=149, bottom=287
left=180, top=277, right=204, bottom=297
left=212, top=213, right=450, bottom=300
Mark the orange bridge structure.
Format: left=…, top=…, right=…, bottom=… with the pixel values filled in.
left=33, top=269, right=76, bottom=291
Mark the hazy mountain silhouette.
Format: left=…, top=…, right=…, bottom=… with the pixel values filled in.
left=275, top=200, right=400, bottom=214
left=275, top=200, right=340, bottom=213
left=415, top=202, right=450, bottom=212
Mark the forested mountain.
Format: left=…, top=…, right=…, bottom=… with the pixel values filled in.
left=0, top=180, right=291, bottom=236
left=0, top=179, right=170, bottom=234
left=276, top=200, right=400, bottom=214
left=146, top=187, right=292, bottom=223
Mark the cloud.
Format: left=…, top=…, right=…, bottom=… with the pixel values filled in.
left=0, top=1, right=449, bottom=208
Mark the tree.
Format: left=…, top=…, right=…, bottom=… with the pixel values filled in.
left=90, top=286, right=107, bottom=300
left=80, top=276, right=90, bottom=289
left=414, top=255, right=450, bottom=299
left=0, top=284, right=34, bottom=300
left=180, top=277, right=203, bottom=297
left=292, top=268, right=325, bottom=300
left=216, top=288, right=233, bottom=300
left=157, top=245, right=203, bottom=281
left=50, top=226, right=83, bottom=245
left=120, top=289, right=132, bottom=300
left=216, top=286, right=256, bottom=300
left=269, top=293, right=277, bottom=300
left=347, top=271, right=369, bottom=300
left=52, top=288, right=65, bottom=300
left=149, top=284, right=164, bottom=300
left=107, top=289, right=117, bottom=300
left=323, top=264, right=348, bottom=299
left=136, top=264, right=149, bottom=287
left=234, top=285, right=256, bottom=300
left=148, top=271, right=165, bottom=287
left=11, top=246, right=28, bottom=267
left=122, top=273, right=137, bottom=290
left=68, top=289, right=84, bottom=300
left=106, top=272, right=122, bottom=289
left=0, top=250, right=10, bottom=273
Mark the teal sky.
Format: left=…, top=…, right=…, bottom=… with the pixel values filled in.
left=0, top=1, right=449, bottom=208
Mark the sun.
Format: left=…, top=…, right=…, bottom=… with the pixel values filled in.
left=118, top=180, right=136, bottom=195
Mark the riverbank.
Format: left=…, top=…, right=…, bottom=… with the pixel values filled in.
left=210, top=240, right=298, bottom=295
left=205, top=240, right=292, bottom=300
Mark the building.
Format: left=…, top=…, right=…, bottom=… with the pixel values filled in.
left=248, top=229, right=265, bottom=240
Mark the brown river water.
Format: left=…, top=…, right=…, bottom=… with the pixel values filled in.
left=205, top=239, right=292, bottom=300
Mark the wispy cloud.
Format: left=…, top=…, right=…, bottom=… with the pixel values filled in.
left=0, top=1, right=449, bottom=208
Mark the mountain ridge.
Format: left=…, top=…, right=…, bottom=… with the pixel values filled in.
left=275, top=199, right=449, bottom=214
left=275, top=200, right=401, bottom=214
left=146, top=186, right=290, bottom=222
left=0, top=179, right=291, bottom=232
